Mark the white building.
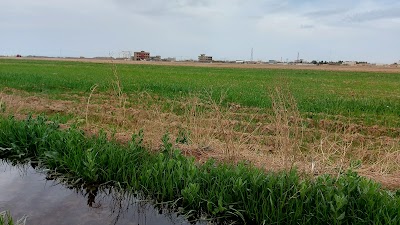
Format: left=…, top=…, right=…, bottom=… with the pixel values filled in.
left=198, top=54, right=213, bottom=62
left=268, top=60, right=278, bottom=64
left=343, top=61, right=356, bottom=66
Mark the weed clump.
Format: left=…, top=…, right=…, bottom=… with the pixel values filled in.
left=0, top=115, right=400, bottom=224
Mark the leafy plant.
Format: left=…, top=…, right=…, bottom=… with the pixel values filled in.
left=176, top=127, right=191, bottom=144
left=0, top=211, right=27, bottom=225
left=0, top=116, right=400, bottom=224
left=0, top=99, right=5, bottom=113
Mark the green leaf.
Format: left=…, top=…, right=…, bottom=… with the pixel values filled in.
left=337, top=212, right=346, bottom=221
left=44, top=151, right=59, bottom=159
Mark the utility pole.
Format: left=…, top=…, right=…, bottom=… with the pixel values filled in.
left=251, top=48, right=254, bottom=62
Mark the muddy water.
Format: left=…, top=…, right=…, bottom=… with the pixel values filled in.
left=0, top=161, right=205, bottom=225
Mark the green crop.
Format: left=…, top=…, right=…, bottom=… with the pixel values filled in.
left=1, top=115, right=400, bottom=224
left=0, top=59, right=399, bottom=127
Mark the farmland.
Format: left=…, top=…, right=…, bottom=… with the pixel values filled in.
left=1, top=59, right=399, bottom=125
left=1, top=58, right=399, bottom=171
left=0, top=58, right=400, bottom=223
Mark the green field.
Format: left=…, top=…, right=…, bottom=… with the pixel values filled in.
left=1, top=59, right=400, bottom=224
left=1, top=59, right=399, bottom=126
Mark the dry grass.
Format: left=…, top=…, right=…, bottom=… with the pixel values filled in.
left=270, top=83, right=304, bottom=169
left=1, top=85, right=400, bottom=189
left=85, top=84, right=98, bottom=126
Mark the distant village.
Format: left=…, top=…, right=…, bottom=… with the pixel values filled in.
left=2, top=50, right=399, bottom=67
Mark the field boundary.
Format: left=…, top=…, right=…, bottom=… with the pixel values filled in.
left=2, top=57, right=400, bottom=74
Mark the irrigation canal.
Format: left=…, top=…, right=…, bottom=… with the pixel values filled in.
left=0, top=161, right=206, bottom=225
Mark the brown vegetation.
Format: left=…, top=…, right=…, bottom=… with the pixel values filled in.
left=1, top=85, right=399, bottom=189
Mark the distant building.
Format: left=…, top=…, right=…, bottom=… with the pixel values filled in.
left=120, top=51, right=132, bottom=59
left=198, top=54, right=213, bottom=62
left=149, top=55, right=161, bottom=61
left=94, top=57, right=114, bottom=60
left=162, top=57, right=176, bottom=62
left=133, top=51, right=150, bottom=61
left=343, top=61, right=356, bottom=66
left=268, top=60, right=278, bottom=64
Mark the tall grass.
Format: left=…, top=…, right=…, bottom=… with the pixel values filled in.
left=0, top=211, right=12, bottom=225
left=0, top=211, right=26, bottom=225
left=270, top=83, right=304, bottom=168
left=2, top=78, right=399, bottom=183
left=1, top=115, right=400, bottom=224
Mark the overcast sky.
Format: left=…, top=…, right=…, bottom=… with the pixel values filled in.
left=1, top=0, right=400, bottom=63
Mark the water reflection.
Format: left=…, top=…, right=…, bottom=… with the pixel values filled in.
left=0, top=161, right=207, bottom=225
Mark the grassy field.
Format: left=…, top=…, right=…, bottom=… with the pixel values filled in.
left=0, top=59, right=399, bottom=126
left=1, top=116, right=400, bottom=224
left=1, top=58, right=400, bottom=189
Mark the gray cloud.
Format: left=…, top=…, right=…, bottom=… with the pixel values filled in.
left=344, top=8, right=400, bottom=22
left=304, top=8, right=348, bottom=18
left=111, top=0, right=220, bottom=18
left=0, top=0, right=399, bottom=63
left=300, top=24, right=315, bottom=29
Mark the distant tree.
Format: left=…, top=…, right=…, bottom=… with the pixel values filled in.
left=311, top=60, right=318, bottom=64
